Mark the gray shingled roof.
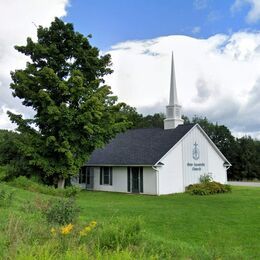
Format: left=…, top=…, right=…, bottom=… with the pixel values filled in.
left=85, top=124, right=195, bottom=166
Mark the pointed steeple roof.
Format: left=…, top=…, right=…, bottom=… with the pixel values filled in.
left=169, top=52, right=179, bottom=105
left=164, top=52, right=184, bottom=129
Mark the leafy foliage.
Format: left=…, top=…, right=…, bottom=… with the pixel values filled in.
left=119, top=105, right=165, bottom=129
left=186, top=181, right=231, bottom=195
left=0, top=166, right=8, bottom=181
left=0, top=188, right=14, bottom=207
left=42, top=198, right=79, bottom=225
left=7, top=18, right=130, bottom=187
left=231, top=136, right=260, bottom=180
left=0, top=130, right=39, bottom=179
left=199, top=173, right=213, bottom=183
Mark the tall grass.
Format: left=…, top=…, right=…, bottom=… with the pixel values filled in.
left=1, top=183, right=259, bottom=259
left=8, top=176, right=80, bottom=197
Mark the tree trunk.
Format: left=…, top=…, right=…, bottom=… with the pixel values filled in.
left=57, top=178, right=65, bottom=189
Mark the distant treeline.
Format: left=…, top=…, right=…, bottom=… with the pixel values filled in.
left=0, top=110, right=259, bottom=181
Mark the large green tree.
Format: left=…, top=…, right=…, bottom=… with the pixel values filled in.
left=8, top=18, right=130, bottom=188
left=231, top=136, right=260, bottom=180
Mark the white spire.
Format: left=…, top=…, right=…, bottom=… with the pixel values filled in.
left=169, top=52, right=179, bottom=105
left=164, top=52, right=184, bottom=130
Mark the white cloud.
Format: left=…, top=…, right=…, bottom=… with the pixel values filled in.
left=231, top=0, right=260, bottom=23
left=193, top=0, right=208, bottom=10
left=192, top=26, right=201, bottom=34
left=0, top=106, right=17, bottom=130
left=0, top=1, right=259, bottom=139
left=0, top=0, right=69, bottom=129
left=105, top=32, right=260, bottom=138
left=207, top=10, right=221, bottom=22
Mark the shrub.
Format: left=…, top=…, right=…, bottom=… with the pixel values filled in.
left=42, top=198, right=79, bottom=225
left=9, top=176, right=80, bottom=197
left=0, top=165, right=9, bottom=181
left=199, top=173, right=213, bottom=184
left=97, top=217, right=143, bottom=250
left=223, top=184, right=232, bottom=192
left=0, top=188, right=14, bottom=207
left=63, top=186, right=81, bottom=198
left=186, top=181, right=231, bottom=195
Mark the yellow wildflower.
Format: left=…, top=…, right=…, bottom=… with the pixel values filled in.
left=84, top=226, right=92, bottom=232
left=50, top=227, right=56, bottom=235
left=79, top=221, right=97, bottom=237
left=60, top=223, right=73, bottom=235
left=89, top=221, right=97, bottom=227
left=79, top=225, right=92, bottom=236
left=79, top=230, right=86, bottom=236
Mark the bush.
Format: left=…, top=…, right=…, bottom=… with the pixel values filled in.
left=9, top=176, right=80, bottom=197
left=63, top=186, right=81, bottom=198
left=0, top=165, right=9, bottom=182
left=42, top=198, right=79, bottom=225
left=0, top=188, right=14, bottom=207
left=97, top=217, right=143, bottom=250
left=186, top=181, right=231, bottom=195
left=199, top=173, right=213, bottom=184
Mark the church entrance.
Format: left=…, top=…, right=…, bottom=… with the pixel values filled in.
left=127, top=167, right=143, bottom=193
left=85, top=167, right=94, bottom=190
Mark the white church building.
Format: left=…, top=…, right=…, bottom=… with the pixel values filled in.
left=73, top=54, right=231, bottom=195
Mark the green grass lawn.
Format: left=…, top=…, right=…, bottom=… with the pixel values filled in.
left=77, top=187, right=260, bottom=258
left=1, top=184, right=260, bottom=259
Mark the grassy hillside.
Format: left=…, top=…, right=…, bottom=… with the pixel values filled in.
left=0, top=183, right=260, bottom=259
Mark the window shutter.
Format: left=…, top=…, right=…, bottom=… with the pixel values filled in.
left=140, top=167, right=143, bottom=193
left=110, top=167, right=113, bottom=185
left=127, top=167, right=131, bottom=192
left=83, top=167, right=86, bottom=183
left=100, top=167, right=103, bottom=185
left=79, top=168, right=82, bottom=184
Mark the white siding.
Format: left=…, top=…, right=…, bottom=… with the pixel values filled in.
left=93, top=167, right=128, bottom=193
left=143, top=167, right=157, bottom=194
left=92, top=166, right=157, bottom=195
left=157, top=125, right=227, bottom=194
left=182, top=126, right=227, bottom=188
left=158, top=142, right=183, bottom=194
left=182, top=126, right=209, bottom=188
left=208, top=144, right=227, bottom=184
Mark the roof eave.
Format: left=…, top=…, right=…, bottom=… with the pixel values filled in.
left=154, top=124, right=197, bottom=166
left=195, top=124, right=232, bottom=166
left=85, top=164, right=154, bottom=167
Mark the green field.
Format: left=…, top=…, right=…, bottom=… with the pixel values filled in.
left=1, top=183, right=260, bottom=259
left=78, top=187, right=260, bottom=258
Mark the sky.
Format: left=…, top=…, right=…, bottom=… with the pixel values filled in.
left=0, top=0, right=260, bottom=138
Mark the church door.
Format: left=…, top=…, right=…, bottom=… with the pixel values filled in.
left=86, top=167, right=94, bottom=190
left=128, top=167, right=143, bottom=193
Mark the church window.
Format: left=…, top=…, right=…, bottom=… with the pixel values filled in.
left=100, top=167, right=113, bottom=185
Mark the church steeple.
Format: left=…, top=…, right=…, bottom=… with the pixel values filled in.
left=164, top=52, right=184, bottom=130
left=169, top=52, right=178, bottom=105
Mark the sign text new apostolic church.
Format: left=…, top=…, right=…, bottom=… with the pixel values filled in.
left=187, top=162, right=205, bottom=171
